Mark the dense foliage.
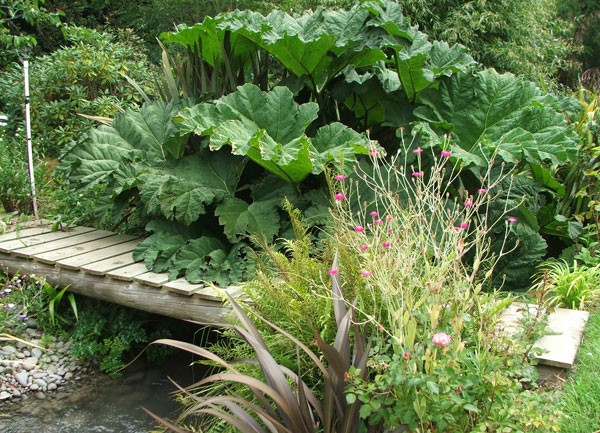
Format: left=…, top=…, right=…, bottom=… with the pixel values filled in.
left=62, top=1, right=582, bottom=290
left=0, top=26, right=157, bottom=158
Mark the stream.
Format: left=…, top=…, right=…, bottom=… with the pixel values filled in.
left=0, top=354, right=202, bottom=433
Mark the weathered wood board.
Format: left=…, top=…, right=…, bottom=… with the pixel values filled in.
left=34, top=234, right=137, bottom=264
left=12, top=229, right=116, bottom=258
left=0, top=227, right=95, bottom=253
left=105, top=262, right=149, bottom=280
left=0, top=226, right=54, bottom=243
left=134, top=271, right=170, bottom=288
left=80, top=252, right=137, bottom=275
left=499, top=303, right=590, bottom=369
left=56, top=239, right=140, bottom=270
left=162, top=278, right=206, bottom=296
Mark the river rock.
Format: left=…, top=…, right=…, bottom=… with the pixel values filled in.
left=23, top=350, right=31, bottom=357
left=33, top=372, right=47, bottom=379
left=47, top=383, right=57, bottom=391
left=10, top=389, right=21, bottom=397
left=29, top=384, right=39, bottom=391
left=23, top=357, right=38, bottom=371
left=34, top=392, right=45, bottom=400
left=14, top=372, right=29, bottom=387
left=15, top=352, right=25, bottom=359
left=0, top=391, right=10, bottom=400
left=32, top=348, right=42, bottom=359
left=2, top=345, right=16, bottom=354
left=34, top=379, right=47, bottom=389
left=50, top=355, right=59, bottom=363
left=47, top=365, right=57, bottom=375
left=63, top=372, right=73, bottom=381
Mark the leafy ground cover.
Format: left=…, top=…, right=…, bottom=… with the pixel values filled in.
left=560, top=311, right=600, bottom=432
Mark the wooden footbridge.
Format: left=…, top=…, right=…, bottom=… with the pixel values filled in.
left=0, top=218, right=236, bottom=322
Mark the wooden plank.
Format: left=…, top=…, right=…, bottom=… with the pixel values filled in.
left=33, top=233, right=136, bottom=264
left=0, top=226, right=54, bottom=243
left=0, top=252, right=230, bottom=323
left=57, top=239, right=141, bottom=270
left=134, top=271, right=170, bottom=288
left=81, top=252, right=137, bottom=275
left=106, top=262, right=149, bottom=281
left=12, top=229, right=115, bottom=258
left=0, top=227, right=95, bottom=253
left=162, top=278, right=206, bottom=296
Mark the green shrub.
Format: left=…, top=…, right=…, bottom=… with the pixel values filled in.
left=0, top=25, right=158, bottom=157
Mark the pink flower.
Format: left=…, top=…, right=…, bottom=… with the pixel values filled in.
left=378, top=324, right=385, bottom=332
left=361, top=270, right=373, bottom=276
left=464, top=200, right=473, bottom=207
left=403, top=352, right=410, bottom=360
left=383, top=241, right=391, bottom=247
left=344, top=372, right=350, bottom=380
left=370, top=151, right=380, bottom=157
left=441, top=150, right=452, bottom=157
left=334, top=193, right=345, bottom=200
left=386, top=216, right=392, bottom=221
left=328, top=269, right=339, bottom=275
left=507, top=217, right=517, bottom=223
left=388, top=228, right=393, bottom=233
left=374, top=219, right=382, bottom=225
left=478, top=188, right=488, bottom=194
left=413, top=147, right=423, bottom=154
left=459, top=222, right=469, bottom=229
left=335, top=175, right=347, bottom=180
left=432, top=332, right=451, bottom=346
left=420, top=217, right=426, bottom=222
left=412, top=172, right=422, bottom=177
left=354, top=226, right=364, bottom=232
left=359, top=244, right=369, bottom=250
left=370, top=211, right=378, bottom=216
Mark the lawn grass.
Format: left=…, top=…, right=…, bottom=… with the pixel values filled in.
left=559, top=310, right=600, bottom=432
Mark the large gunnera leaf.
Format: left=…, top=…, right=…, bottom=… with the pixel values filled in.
left=137, top=149, right=245, bottom=225
left=414, top=69, right=579, bottom=166
left=177, top=84, right=373, bottom=185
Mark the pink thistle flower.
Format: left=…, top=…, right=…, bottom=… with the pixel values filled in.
left=328, top=269, right=339, bottom=275
left=432, top=332, right=451, bottom=346
left=386, top=215, right=392, bottom=221
left=370, top=211, right=378, bottom=217
left=334, top=193, right=345, bottom=200
left=459, top=222, right=469, bottom=229
left=354, top=225, right=364, bottom=232
left=413, top=147, right=423, bottom=154
left=507, top=217, right=517, bottom=223
left=383, top=241, right=391, bottom=247
left=360, top=270, right=373, bottom=276
left=464, top=200, right=473, bottom=207
left=388, top=228, right=393, bottom=233
left=412, top=172, right=423, bottom=177
left=359, top=245, right=369, bottom=250
left=441, top=150, right=452, bottom=157
left=373, top=219, right=382, bottom=225
left=335, top=175, right=347, bottom=180
left=478, top=188, right=488, bottom=194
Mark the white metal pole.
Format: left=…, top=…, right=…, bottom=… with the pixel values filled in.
left=23, top=57, right=38, bottom=217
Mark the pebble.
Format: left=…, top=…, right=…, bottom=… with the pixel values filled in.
left=34, top=379, right=47, bottom=388
left=0, top=391, right=10, bottom=400
left=33, top=372, right=47, bottom=379
left=32, top=348, right=42, bottom=359
left=29, top=384, right=39, bottom=391
left=2, top=346, right=16, bottom=354
left=15, top=352, right=25, bottom=359
left=22, top=357, right=38, bottom=371
left=14, top=372, right=29, bottom=387
left=47, top=383, right=57, bottom=391
left=34, top=392, right=45, bottom=400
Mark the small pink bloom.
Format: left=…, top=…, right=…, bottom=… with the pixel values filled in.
left=374, top=219, right=382, bottom=225
left=457, top=385, right=463, bottom=392
left=335, top=175, right=347, bottom=180
left=459, top=222, right=469, bottom=229
left=383, top=241, right=391, bottom=247
left=464, top=200, right=473, bottom=207
left=420, top=217, right=425, bottom=222
left=370, top=211, right=378, bottom=217
left=334, top=193, right=345, bottom=200
left=478, top=188, right=488, bottom=194
left=507, top=217, right=517, bottom=223
left=369, top=151, right=380, bottom=157
left=413, top=147, right=423, bottom=154
left=344, top=372, right=350, bottom=380
left=403, top=352, right=410, bottom=360
left=412, top=172, right=422, bottom=177
left=399, top=127, right=405, bottom=131
left=441, top=150, right=452, bottom=157
left=359, top=245, right=369, bottom=250
left=432, top=332, right=451, bottom=347
left=386, top=216, right=392, bottom=221
left=378, top=324, right=385, bottom=332
left=361, top=270, right=373, bottom=276
left=328, top=269, right=338, bottom=275
left=367, top=223, right=372, bottom=228
left=388, top=228, right=393, bottom=233
left=354, top=226, right=364, bottom=232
